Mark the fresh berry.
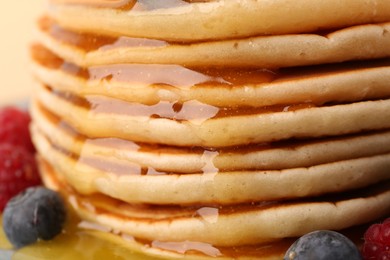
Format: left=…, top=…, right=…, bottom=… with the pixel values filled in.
left=284, top=230, right=362, bottom=260
left=362, top=218, right=390, bottom=259
left=2, top=186, right=66, bottom=248
left=0, top=144, right=41, bottom=211
left=0, top=106, right=35, bottom=152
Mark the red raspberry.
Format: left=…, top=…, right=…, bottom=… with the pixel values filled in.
left=362, top=218, right=390, bottom=259
left=0, top=106, right=35, bottom=153
left=0, top=144, right=41, bottom=211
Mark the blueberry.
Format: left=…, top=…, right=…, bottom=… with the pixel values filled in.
left=284, top=230, right=362, bottom=260
left=2, top=186, right=66, bottom=248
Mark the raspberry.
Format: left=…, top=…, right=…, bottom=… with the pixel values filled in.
left=0, top=106, right=35, bottom=152
left=0, top=144, right=41, bottom=211
left=362, top=218, right=390, bottom=259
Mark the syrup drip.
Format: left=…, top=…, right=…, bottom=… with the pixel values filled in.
left=87, top=64, right=231, bottom=87
left=196, top=207, right=219, bottom=224
left=78, top=156, right=142, bottom=175
left=151, top=240, right=222, bottom=257
left=46, top=86, right=315, bottom=121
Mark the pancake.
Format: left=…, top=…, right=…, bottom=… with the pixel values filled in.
left=49, top=0, right=390, bottom=41
left=29, top=0, right=390, bottom=258
left=40, top=159, right=390, bottom=250
left=35, top=84, right=390, bottom=147
left=31, top=102, right=390, bottom=173
left=31, top=121, right=390, bottom=205
left=37, top=18, right=390, bottom=68
left=31, top=44, right=390, bottom=107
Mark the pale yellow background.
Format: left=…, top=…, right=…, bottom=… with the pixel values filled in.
left=0, top=0, right=45, bottom=104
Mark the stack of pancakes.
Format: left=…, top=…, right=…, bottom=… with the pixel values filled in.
left=30, top=0, right=390, bottom=259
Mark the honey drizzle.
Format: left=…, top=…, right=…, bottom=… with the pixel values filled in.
left=32, top=44, right=278, bottom=86
left=45, top=85, right=315, bottom=120
left=27, top=2, right=388, bottom=259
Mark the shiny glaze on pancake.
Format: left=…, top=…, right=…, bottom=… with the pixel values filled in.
left=31, top=44, right=279, bottom=86
left=30, top=42, right=390, bottom=109
left=30, top=44, right=390, bottom=97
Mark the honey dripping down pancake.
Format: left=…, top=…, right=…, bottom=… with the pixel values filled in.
left=28, top=0, right=390, bottom=259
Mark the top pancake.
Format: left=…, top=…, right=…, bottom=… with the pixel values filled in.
left=49, top=0, right=390, bottom=41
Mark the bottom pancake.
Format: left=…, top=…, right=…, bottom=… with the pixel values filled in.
left=79, top=224, right=369, bottom=260
left=81, top=227, right=295, bottom=260
left=38, top=158, right=390, bottom=259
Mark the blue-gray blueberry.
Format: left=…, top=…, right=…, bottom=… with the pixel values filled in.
left=2, top=186, right=66, bottom=248
left=284, top=230, right=362, bottom=260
